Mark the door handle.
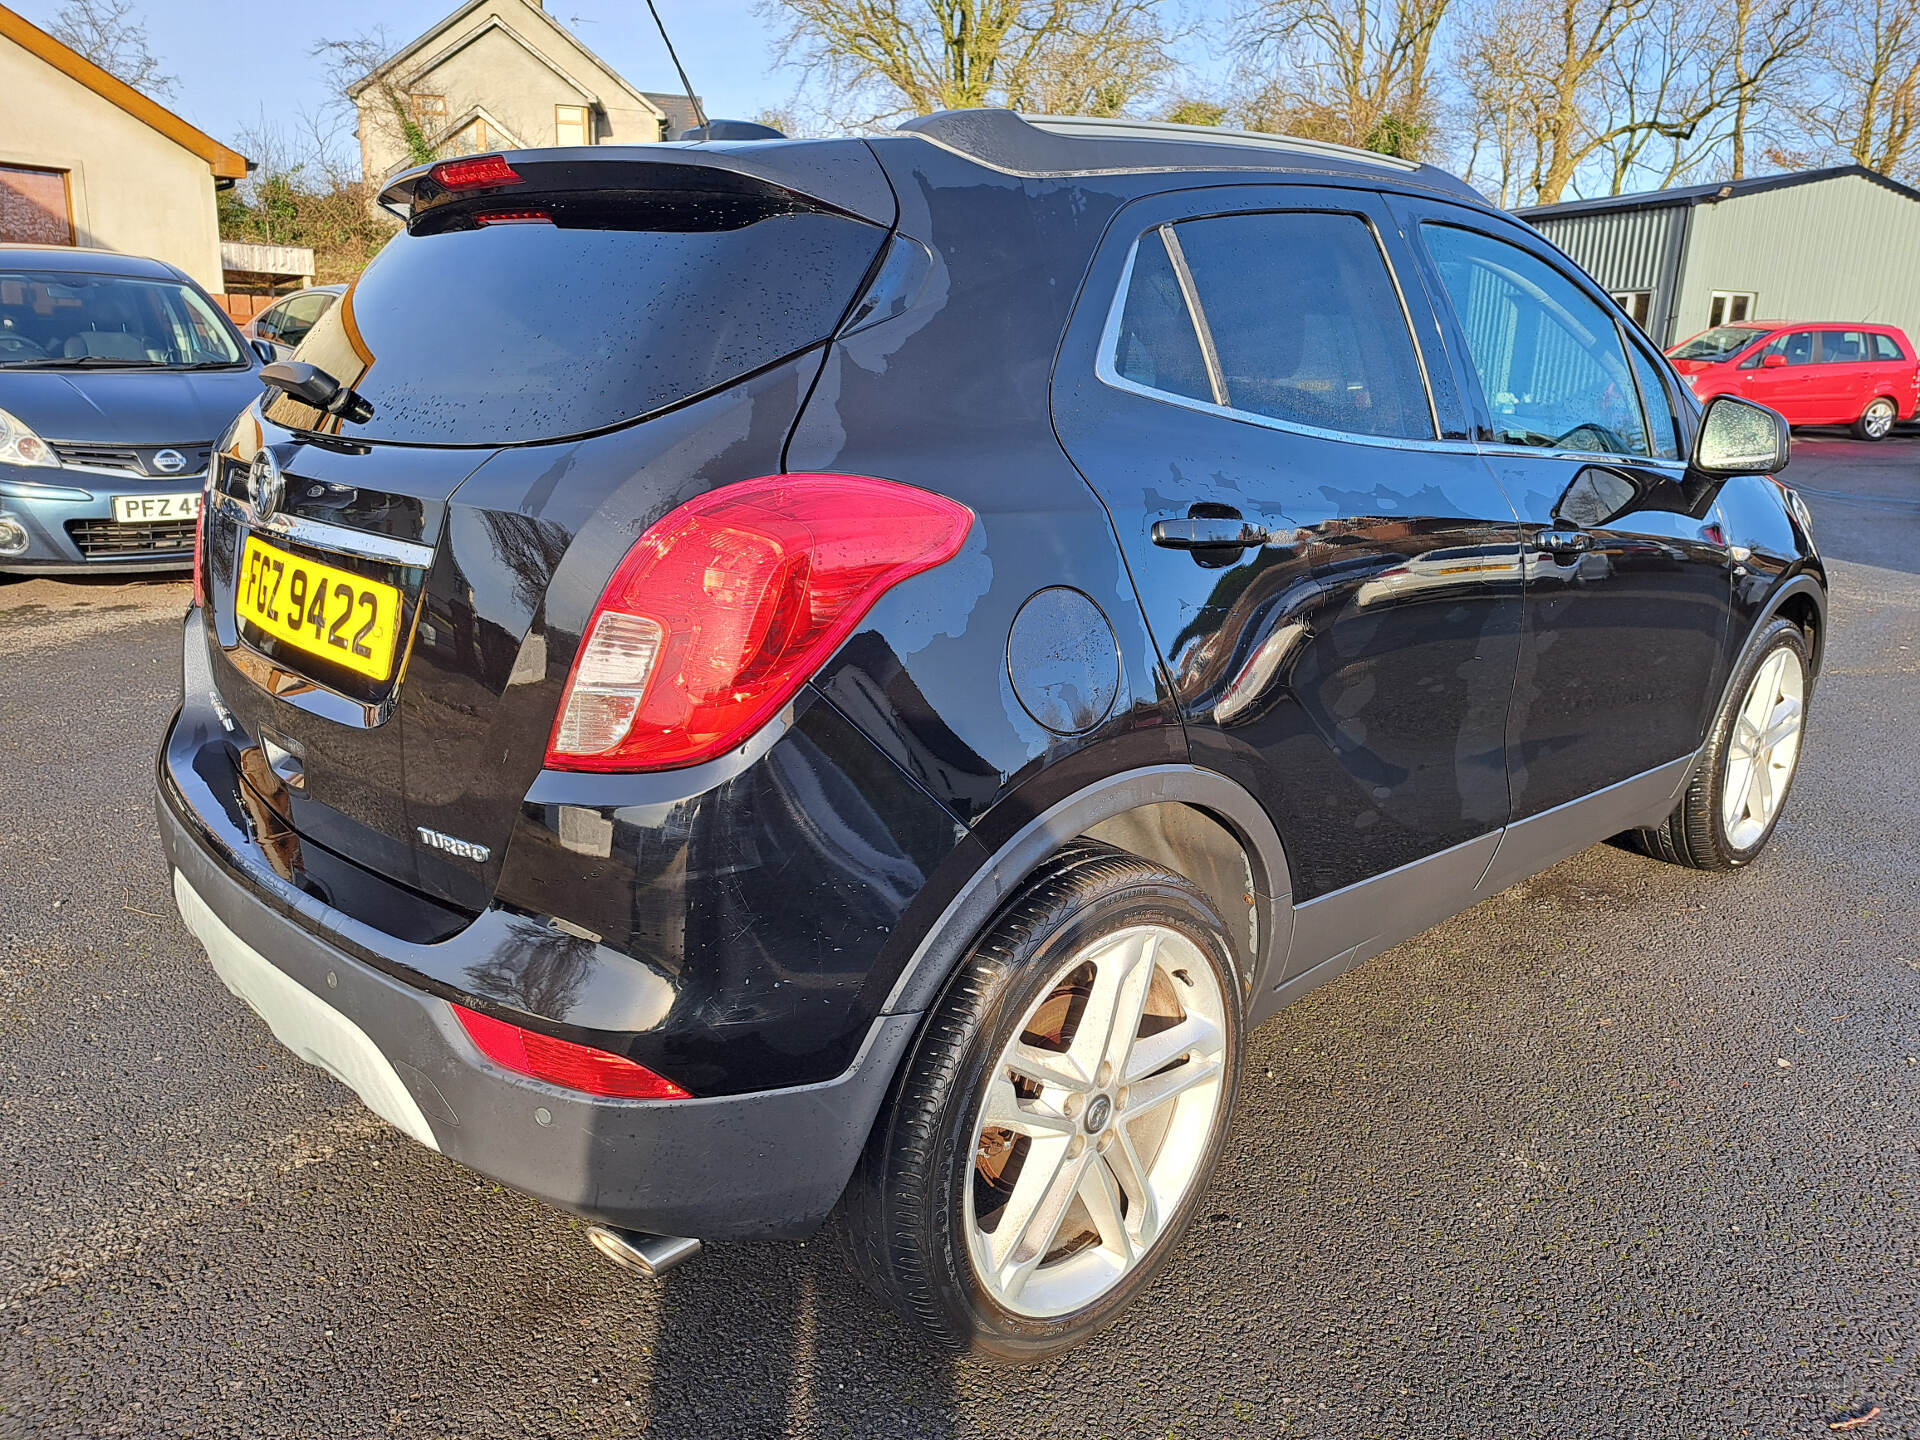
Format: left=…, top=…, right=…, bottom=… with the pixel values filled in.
left=1152, top=516, right=1269, bottom=550
left=1535, top=528, right=1594, bottom=554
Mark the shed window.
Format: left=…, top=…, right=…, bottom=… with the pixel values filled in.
left=0, top=165, right=72, bottom=247
left=1610, top=290, right=1652, bottom=330
left=1708, top=291, right=1756, bottom=327
left=556, top=104, right=591, bottom=147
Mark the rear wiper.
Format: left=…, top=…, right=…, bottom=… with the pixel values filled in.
left=259, top=360, right=375, bottom=424
left=0, top=356, right=164, bottom=369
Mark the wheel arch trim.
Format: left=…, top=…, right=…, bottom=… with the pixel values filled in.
left=881, top=763, right=1293, bottom=1017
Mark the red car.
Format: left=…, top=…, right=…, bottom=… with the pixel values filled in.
left=1667, top=321, right=1920, bottom=440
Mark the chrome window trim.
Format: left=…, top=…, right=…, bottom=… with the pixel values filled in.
left=1095, top=212, right=1449, bottom=451
left=212, top=491, right=435, bottom=569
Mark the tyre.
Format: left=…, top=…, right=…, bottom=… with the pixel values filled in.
left=1853, top=396, right=1897, bottom=441
left=844, top=841, right=1243, bottom=1362
left=1632, top=617, right=1810, bottom=870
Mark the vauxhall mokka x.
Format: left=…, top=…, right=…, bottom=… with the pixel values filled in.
left=158, top=111, right=1824, bottom=1360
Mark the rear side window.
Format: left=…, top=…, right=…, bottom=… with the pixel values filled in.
left=1874, top=333, right=1907, bottom=361
left=1111, top=229, right=1212, bottom=404
left=1818, top=329, right=1868, bottom=364
left=1172, top=212, right=1434, bottom=439
left=1422, top=224, right=1650, bottom=456
left=266, top=206, right=885, bottom=444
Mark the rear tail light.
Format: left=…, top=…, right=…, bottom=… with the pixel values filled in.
left=547, top=473, right=973, bottom=772
left=452, top=1004, right=690, bottom=1099
left=429, top=154, right=522, bottom=190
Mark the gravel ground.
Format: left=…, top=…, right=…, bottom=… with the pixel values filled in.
left=1, top=437, right=1915, bottom=1440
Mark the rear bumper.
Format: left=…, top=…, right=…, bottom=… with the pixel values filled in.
left=160, top=790, right=918, bottom=1238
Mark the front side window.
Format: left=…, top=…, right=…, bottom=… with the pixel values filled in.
left=1756, top=330, right=1815, bottom=366
left=1109, top=210, right=1434, bottom=440
left=0, top=270, right=242, bottom=368
left=1421, top=223, right=1649, bottom=456
left=1626, top=344, right=1682, bottom=460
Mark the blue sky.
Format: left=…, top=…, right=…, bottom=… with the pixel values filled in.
left=12, top=0, right=1238, bottom=157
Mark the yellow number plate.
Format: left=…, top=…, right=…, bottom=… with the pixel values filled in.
left=237, top=536, right=403, bottom=682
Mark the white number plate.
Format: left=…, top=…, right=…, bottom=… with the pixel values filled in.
left=110, top=492, right=202, bottom=523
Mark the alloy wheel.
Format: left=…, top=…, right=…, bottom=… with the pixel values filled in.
left=964, top=924, right=1229, bottom=1318
left=1864, top=399, right=1896, bottom=439
left=1721, top=645, right=1806, bottom=850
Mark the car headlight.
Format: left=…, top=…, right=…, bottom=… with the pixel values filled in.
left=0, top=407, right=57, bottom=467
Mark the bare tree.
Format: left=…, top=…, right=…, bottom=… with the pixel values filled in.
left=49, top=0, right=175, bottom=98
left=314, top=28, right=439, bottom=171
left=1236, top=0, right=1454, bottom=157
left=1801, top=0, right=1920, bottom=177
left=760, top=0, right=1180, bottom=126
left=1722, top=0, right=1823, bottom=178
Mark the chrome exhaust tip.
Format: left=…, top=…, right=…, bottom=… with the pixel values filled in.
left=586, top=1224, right=702, bottom=1278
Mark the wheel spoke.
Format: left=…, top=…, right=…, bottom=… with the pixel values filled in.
left=1124, top=1052, right=1223, bottom=1119
left=981, top=1074, right=1077, bottom=1139
left=1729, top=712, right=1763, bottom=762
left=1104, top=1125, right=1160, bottom=1252
left=1006, top=1041, right=1090, bottom=1093
left=1122, top=1012, right=1223, bottom=1086
left=1747, top=743, right=1776, bottom=819
left=1077, top=1152, right=1136, bottom=1265
left=986, top=1133, right=1079, bottom=1275
left=1761, top=695, right=1803, bottom=754
left=1067, top=929, right=1157, bottom=1080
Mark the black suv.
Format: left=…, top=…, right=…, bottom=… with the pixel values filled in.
left=157, top=112, right=1824, bottom=1361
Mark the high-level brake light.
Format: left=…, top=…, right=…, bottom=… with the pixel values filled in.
left=546, top=474, right=973, bottom=773
left=429, top=155, right=523, bottom=191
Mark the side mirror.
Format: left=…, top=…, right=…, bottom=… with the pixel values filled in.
left=1762, top=353, right=1788, bottom=369
left=250, top=338, right=277, bottom=365
left=1693, top=394, right=1789, bottom=475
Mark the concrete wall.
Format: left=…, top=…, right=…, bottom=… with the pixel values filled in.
left=0, top=36, right=223, bottom=289
left=357, top=0, right=663, bottom=183
left=1679, top=173, right=1920, bottom=344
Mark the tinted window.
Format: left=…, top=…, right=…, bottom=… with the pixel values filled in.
left=1627, top=344, right=1683, bottom=460
left=1874, top=333, right=1906, bottom=361
left=265, top=206, right=884, bottom=444
left=1422, top=224, right=1648, bottom=456
left=1818, top=329, right=1868, bottom=364
left=1111, top=228, right=1211, bottom=404
left=1171, top=211, right=1434, bottom=439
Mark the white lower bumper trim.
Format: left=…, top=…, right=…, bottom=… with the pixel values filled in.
left=172, top=869, right=441, bottom=1152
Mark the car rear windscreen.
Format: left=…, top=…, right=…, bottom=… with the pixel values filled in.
left=264, top=201, right=886, bottom=445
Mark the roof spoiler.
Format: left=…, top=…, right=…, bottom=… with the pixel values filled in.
left=375, top=141, right=897, bottom=228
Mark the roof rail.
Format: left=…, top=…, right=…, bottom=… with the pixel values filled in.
left=892, top=108, right=1425, bottom=178
left=1020, top=114, right=1421, bottom=173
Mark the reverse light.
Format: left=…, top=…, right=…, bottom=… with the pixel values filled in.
left=547, top=473, right=973, bottom=772
left=429, top=154, right=523, bottom=190
left=0, top=407, right=57, bottom=468
left=452, top=1003, right=690, bottom=1099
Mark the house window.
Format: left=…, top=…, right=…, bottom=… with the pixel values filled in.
left=0, top=164, right=73, bottom=246
left=1708, top=290, right=1756, bottom=327
left=441, top=118, right=497, bottom=157
left=1610, top=290, right=1653, bottom=329
left=556, top=104, right=590, bottom=147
